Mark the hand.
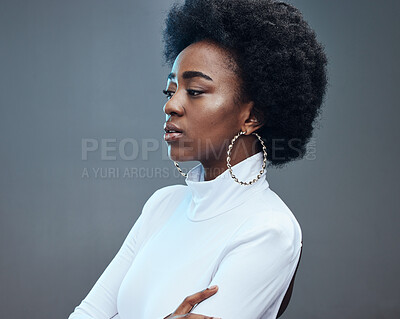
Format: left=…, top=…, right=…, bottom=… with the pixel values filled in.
left=163, top=285, right=221, bottom=319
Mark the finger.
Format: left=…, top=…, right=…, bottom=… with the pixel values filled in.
left=171, top=314, right=221, bottom=319
left=187, top=313, right=222, bottom=319
left=173, top=285, right=219, bottom=315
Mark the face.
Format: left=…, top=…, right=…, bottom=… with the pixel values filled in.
left=163, top=40, right=253, bottom=165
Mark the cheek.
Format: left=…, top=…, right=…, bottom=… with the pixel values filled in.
left=197, top=105, right=239, bottom=143
left=184, top=93, right=239, bottom=140
left=212, top=98, right=240, bottom=129
left=206, top=95, right=238, bottom=122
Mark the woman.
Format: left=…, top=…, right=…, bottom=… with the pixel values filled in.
left=68, top=0, right=328, bottom=318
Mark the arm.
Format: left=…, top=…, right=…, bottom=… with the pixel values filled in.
left=68, top=191, right=157, bottom=319
left=191, top=214, right=302, bottom=319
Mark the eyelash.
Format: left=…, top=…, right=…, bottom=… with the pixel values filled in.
left=162, top=89, right=203, bottom=100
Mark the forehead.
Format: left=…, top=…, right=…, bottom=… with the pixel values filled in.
left=168, top=40, right=237, bottom=83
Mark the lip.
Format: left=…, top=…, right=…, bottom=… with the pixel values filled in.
left=164, top=132, right=183, bottom=142
left=164, top=122, right=183, bottom=133
left=163, top=122, right=184, bottom=142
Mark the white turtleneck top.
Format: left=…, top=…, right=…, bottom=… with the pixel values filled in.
left=68, top=151, right=302, bottom=319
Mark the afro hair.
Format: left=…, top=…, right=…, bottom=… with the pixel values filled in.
left=162, top=0, right=328, bottom=168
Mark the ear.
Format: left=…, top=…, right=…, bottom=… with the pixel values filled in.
left=240, top=101, right=264, bottom=135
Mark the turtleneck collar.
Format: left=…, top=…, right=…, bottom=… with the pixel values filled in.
left=184, top=151, right=270, bottom=221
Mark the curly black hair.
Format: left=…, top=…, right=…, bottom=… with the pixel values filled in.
left=162, top=0, right=328, bottom=168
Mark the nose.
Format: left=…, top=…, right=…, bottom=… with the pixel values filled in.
left=163, top=92, right=184, bottom=117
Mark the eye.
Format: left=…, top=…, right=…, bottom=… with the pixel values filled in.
left=162, top=89, right=174, bottom=100
left=186, top=89, right=204, bottom=97
left=163, top=89, right=204, bottom=99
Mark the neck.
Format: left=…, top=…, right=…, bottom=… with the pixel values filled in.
left=201, top=135, right=262, bottom=181
left=184, top=149, right=269, bottom=221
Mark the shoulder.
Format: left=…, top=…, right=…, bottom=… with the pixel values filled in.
left=247, top=188, right=303, bottom=245
left=141, top=184, right=188, bottom=222
left=238, top=210, right=296, bottom=239
left=133, top=184, right=188, bottom=246
left=230, top=208, right=302, bottom=262
left=153, top=184, right=187, bottom=197
left=143, top=184, right=188, bottom=210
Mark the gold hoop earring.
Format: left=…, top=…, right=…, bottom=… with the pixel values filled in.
left=173, top=130, right=267, bottom=180
left=173, top=160, right=187, bottom=177
left=227, top=130, right=268, bottom=186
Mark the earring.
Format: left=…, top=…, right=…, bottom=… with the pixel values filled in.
left=173, top=160, right=187, bottom=177
left=227, top=130, right=267, bottom=185
left=173, top=130, right=268, bottom=181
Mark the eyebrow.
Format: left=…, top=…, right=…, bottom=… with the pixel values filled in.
left=167, top=71, right=213, bottom=82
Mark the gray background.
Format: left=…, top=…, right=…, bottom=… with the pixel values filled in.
left=1, top=0, right=399, bottom=318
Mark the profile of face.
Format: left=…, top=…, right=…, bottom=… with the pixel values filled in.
left=163, top=40, right=258, bottom=166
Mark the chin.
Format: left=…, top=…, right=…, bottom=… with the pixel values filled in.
left=167, top=145, right=195, bottom=162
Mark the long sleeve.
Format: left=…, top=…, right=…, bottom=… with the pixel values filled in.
left=68, top=195, right=153, bottom=319
left=190, top=213, right=302, bottom=319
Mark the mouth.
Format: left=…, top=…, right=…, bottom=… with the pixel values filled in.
left=164, top=130, right=184, bottom=142
left=163, top=122, right=184, bottom=142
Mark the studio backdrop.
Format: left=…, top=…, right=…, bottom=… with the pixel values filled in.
left=0, top=0, right=399, bottom=318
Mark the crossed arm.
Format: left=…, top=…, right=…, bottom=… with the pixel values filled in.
left=185, top=217, right=302, bottom=319
left=68, top=197, right=301, bottom=319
